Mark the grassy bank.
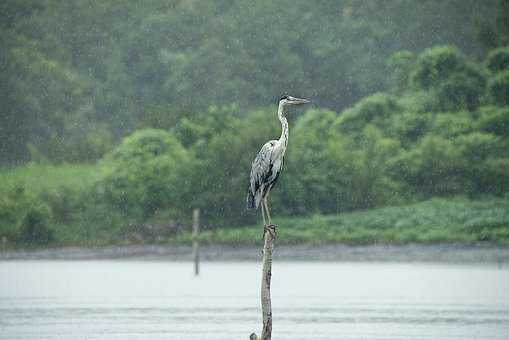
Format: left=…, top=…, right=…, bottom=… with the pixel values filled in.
left=171, top=197, right=509, bottom=246
left=1, top=164, right=509, bottom=248
left=0, top=163, right=103, bottom=194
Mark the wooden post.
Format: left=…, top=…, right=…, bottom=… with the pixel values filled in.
left=192, top=208, right=200, bottom=276
left=250, top=224, right=276, bottom=340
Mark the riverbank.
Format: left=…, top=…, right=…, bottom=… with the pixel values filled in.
left=2, top=243, right=509, bottom=263
left=170, top=197, right=509, bottom=246
left=2, top=195, right=509, bottom=249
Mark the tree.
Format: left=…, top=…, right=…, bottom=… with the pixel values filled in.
left=410, top=45, right=486, bottom=111
left=101, top=129, right=194, bottom=221
left=488, top=71, right=509, bottom=106
left=486, top=46, right=509, bottom=73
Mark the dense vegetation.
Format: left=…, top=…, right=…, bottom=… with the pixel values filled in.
left=1, top=0, right=509, bottom=247
left=178, top=198, right=509, bottom=245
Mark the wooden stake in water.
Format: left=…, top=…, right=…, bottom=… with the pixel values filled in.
left=192, top=208, right=200, bottom=276
left=250, top=224, right=276, bottom=340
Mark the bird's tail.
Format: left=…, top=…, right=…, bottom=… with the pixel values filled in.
left=246, top=191, right=256, bottom=210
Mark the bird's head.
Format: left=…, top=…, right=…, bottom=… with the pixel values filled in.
left=279, top=95, right=310, bottom=107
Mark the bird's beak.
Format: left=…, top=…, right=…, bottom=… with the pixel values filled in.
left=288, top=96, right=310, bottom=105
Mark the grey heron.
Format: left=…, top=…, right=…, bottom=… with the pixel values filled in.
left=246, top=95, right=310, bottom=229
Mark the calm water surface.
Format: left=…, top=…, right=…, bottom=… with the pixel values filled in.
left=1, top=260, right=508, bottom=340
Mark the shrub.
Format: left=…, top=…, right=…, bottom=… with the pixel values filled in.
left=18, top=203, right=54, bottom=245
left=410, top=46, right=486, bottom=111
left=40, top=186, right=79, bottom=224
left=101, top=129, right=194, bottom=220
left=455, top=132, right=501, bottom=163
left=387, top=111, right=431, bottom=145
left=486, top=47, right=509, bottom=72
left=335, top=93, right=401, bottom=134
left=394, top=135, right=465, bottom=197
left=436, top=73, right=486, bottom=111
left=481, top=158, right=509, bottom=195
left=476, top=106, right=509, bottom=135
left=488, top=70, right=509, bottom=106
left=430, top=111, right=474, bottom=138
left=386, top=50, right=415, bottom=93
left=454, top=132, right=506, bottom=194
left=325, top=125, right=403, bottom=211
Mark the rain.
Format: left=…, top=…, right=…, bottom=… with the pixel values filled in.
left=1, top=1, right=509, bottom=339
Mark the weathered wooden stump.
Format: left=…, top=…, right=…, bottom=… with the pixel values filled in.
left=192, top=208, right=200, bottom=276
left=250, top=224, right=276, bottom=340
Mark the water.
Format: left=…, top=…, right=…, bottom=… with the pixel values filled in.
left=1, top=260, right=508, bottom=339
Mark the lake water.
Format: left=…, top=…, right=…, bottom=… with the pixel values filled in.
left=1, top=260, right=508, bottom=340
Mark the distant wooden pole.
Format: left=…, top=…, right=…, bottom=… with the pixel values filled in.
left=250, top=224, right=276, bottom=340
left=192, top=208, right=200, bottom=276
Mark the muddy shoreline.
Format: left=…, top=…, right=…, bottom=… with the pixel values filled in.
left=1, top=243, right=509, bottom=263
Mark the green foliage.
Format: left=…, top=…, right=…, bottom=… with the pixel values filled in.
left=395, top=135, right=465, bottom=197
left=0, top=163, right=102, bottom=195
left=486, top=46, right=509, bottom=72
left=335, top=93, right=402, bottom=134
left=280, top=108, right=339, bottom=214
left=386, top=50, right=415, bottom=93
left=430, top=111, right=474, bottom=138
left=101, top=129, right=193, bottom=220
left=410, top=46, right=486, bottom=111
left=326, top=125, right=403, bottom=211
left=0, top=163, right=110, bottom=245
left=476, top=106, right=509, bottom=135
left=386, top=111, right=431, bottom=145
left=2, top=1, right=509, bottom=247
left=18, top=203, right=54, bottom=245
left=0, top=0, right=504, bottom=165
left=488, top=70, right=509, bottom=106
left=175, top=198, right=509, bottom=245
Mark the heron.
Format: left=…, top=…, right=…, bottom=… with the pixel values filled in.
left=246, top=95, right=310, bottom=231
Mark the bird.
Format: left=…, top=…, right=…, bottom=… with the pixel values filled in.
left=246, top=95, right=310, bottom=230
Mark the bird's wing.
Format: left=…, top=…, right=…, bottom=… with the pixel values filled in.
left=249, top=141, right=276, bottom=195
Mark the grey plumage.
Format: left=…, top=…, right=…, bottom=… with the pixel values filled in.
left=246, top=95, right=310, bottom=226
left=247, top=140, right=283, bottom=209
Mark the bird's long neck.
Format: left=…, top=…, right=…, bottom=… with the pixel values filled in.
left=278, top=103, right=289, bottom=149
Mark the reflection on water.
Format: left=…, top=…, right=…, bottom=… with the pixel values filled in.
left=1, top=261, right=508, bottom=340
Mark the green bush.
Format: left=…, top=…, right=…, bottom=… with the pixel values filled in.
left=0, top=187, right=28, bottom=240
left=410, top=46, right=486, bottom=111
left=386, top=110, right=431, bottom=145
left=101, top=128, right=194, bottom=221
left=0, top=165, right=107, bottom=245
left=488, top=70, right=509, bottom=106
left=18, top=203, right=54, bottom=245
left=394, top=135, right=465, bottom=196
left=436, top=73, right=486, bottom=111
left=335, top=93, right=401, bottom=134
left=430, top=111, right=474, bottom=138
left=476, top=106, right=509, bottom=135
left=486, top=47, right=509, bottom=72
left=386, top=50, right=415, bottom=93
left=325, top=125, right=402, bottom=211
left=455, top=132, right=502, bottom=162
left=40, top=186, right=79, bottom=224
left=481, top=158, right=509, bottom=195
left=0, top=185, right=54, bottom=245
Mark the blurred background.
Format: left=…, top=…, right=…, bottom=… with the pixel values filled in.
left=1, top=0, right=509, bottom=248
left=2, top=2, right=509, bottom=340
